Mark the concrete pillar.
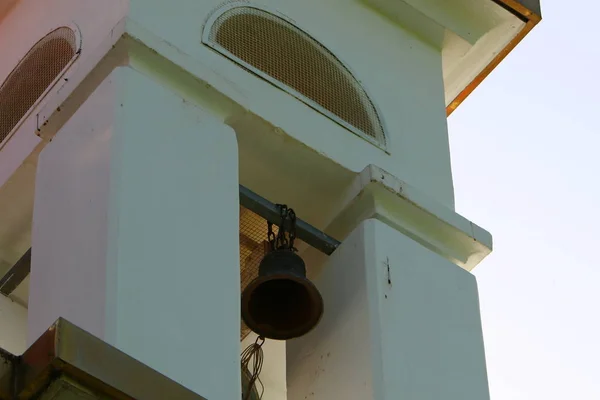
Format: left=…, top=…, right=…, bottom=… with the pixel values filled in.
left=286, top=165, right=492, bottom=399
left=287, top=219, right=490, bottom=400
left=28, top=66, right=240, bottom=400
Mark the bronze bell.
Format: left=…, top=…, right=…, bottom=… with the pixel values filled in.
left=241, top=249, right=324, bottom=340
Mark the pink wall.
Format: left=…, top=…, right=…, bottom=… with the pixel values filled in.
left=0, top=0, right=18, bottom=22
left=0, top=0, right=127, bottom=186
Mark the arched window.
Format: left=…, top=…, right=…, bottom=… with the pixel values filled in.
left=0, top=27, right=78, bottom=144
left=203, top=6, right=386, bottom=147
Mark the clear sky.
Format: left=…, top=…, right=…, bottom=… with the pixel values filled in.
left=448, top=0, right=600, bottom=398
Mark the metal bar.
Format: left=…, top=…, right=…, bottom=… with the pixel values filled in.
left=0, top=248, right=31, bottom=296
left=239, top=185, right=340, bottom=255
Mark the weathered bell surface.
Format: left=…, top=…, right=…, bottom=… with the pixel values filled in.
left=241, top=250, right=324, bottom=340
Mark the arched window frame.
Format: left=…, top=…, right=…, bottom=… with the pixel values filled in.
left=202, top=3, right=388, bottom=150
left=0, top=24, right=82, bottom=149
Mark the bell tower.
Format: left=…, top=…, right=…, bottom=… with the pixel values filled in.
left=0, top=1, right=541, bottom=399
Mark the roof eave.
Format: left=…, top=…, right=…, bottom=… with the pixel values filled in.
left=446, top=0, right=542, bottom=116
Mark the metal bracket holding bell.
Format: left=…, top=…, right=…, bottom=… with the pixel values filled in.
left=241, top=205, right=324, bottom=340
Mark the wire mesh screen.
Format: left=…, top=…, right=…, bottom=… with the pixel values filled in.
left=207, top=6, right=386, bottom=146
left=0, top=27, right=77, bottom=145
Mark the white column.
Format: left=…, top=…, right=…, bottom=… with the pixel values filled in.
left=287, top=219, right=490, bottom=399
left=28, top=66, right=240, bottom=400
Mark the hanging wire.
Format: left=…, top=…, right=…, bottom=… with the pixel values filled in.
left=241, top=335, right=265, bottom=400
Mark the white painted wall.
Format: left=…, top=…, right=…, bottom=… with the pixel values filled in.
left=0, top=0, right=528, bottom=215
left=288, top=219, right=490, bottom=399
left=127, top=0, right=454, bottom=207
left=0, top=4, right=496, bottom=399
left=28, top=68, right=116, bottom=343
left=0, top=0, right=127, bottom=273
left=0, top=294, right=27, bottom=355
left=0, top=0, right=126, bottom=187
left=29, top=67, right=241, bottom=400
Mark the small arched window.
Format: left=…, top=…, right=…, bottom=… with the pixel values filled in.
left=203, top=5, right=386, bottom=147
left=0, top=27, right=78, bottom=145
